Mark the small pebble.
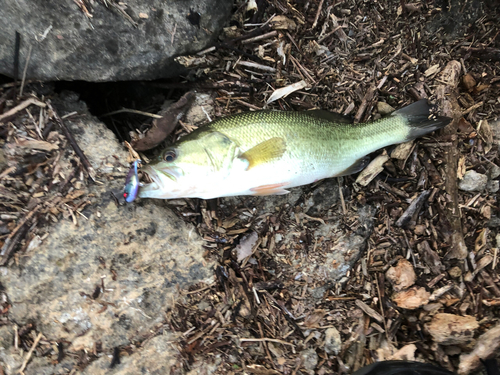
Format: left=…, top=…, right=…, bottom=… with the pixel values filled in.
left=462, top=73, right=477, bottom=91
left=458, top=170, right=488, bottom=192
left=487, top=180, right=499, bottom=193
left=324, top=327, right=342, bottom=355
left=299, top=348, right=318, bottom=372
left=377, top=101, right=396, bottom=115
left=489, top=164, right=500, bottom=179
left=448, top=266, right=462, bottom=279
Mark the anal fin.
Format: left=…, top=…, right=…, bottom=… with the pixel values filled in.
left=250, top=182, right=290, bottom=196
left=336, top=156, right=371, bottom=177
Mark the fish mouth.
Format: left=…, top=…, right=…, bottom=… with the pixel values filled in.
left=138, top=165, right=179, bottom=198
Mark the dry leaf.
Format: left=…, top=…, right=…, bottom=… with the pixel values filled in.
left=236, top=231, right=258, bottom=262
left=457, top=156, right=466, bottom=179
left=462, top=73, right=476, bottom=91
left=270, top=15, right=296, bottom=30
left=475, top=228, right=489, bottom=252
left=266, top=80, right=309, bottom=104
left=246, top=0, right=257, bottom=12
left=477, top=119, right=494, bottom=154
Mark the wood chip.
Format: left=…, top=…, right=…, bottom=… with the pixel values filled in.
left=355, top=154, right=389, bottom=186
left=424, top=64, right=441, bottom=77
left=391, top=141, right=414, bottom=160
left=385, top=258, right=416, bottom=292
left=355, top=299, right=384, bottom=323
left=425, top=313, right=478, bottom=345
left=459, top=324, right=500, bottom=375
left=392, top=286, right=430, bottom=310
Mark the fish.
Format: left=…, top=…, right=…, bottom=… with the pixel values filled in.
left=123, top=159, right=141, bottom=203
left=134, top=99, right=451, bottom=200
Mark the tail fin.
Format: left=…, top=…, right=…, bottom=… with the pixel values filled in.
left=392, top=99, right=452, bottom=141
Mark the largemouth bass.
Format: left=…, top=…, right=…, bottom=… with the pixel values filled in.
left=131, top=100, right=450, bottom=200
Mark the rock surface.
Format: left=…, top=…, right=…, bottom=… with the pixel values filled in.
left=0, top=99, right=214, bottom=373
left=0, top=0, right=232, bottom=81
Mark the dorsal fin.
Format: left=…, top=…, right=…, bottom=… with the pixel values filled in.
left=306, top=110, right=354, bottom=124
left=240, top=137, right=287, bottom=170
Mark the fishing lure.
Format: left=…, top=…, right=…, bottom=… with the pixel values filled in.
left=123, top=160, right=141, bottom=203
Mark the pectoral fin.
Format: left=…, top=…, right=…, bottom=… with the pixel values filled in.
left=240, top=137, right=287, bottom=170
left=336, top=156, right=371, bottom=176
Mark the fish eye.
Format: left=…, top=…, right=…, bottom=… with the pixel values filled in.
left=164, top=150, right=177, bottom=162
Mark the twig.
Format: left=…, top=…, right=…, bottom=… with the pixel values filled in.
left=240, top=30, right=278, bottom=44
left=0, top=205, right=41, bottom=265
left=462, top=101, right=484, bottom=115
left=17, top=332, right=43, bottom=374
left=435, top=60, right=468, bottom=260
left=47, top=101, right=96, bottom=182
left=354, top=86, right=375, bottom=123
left=312, top=0, right=324, bottom=29
left=354, top=299, right=383, bottom=323
left=396, top=190, right=430, bottom=228
left=19, top=44, right=33, bottom=97
left=237, top=60, right=276, bottom=72
left=0, top=98, right=46, bottom=122
left=171, top=23, right=176, bottom=45
left=239, top=338, right=295, bottom=347
left=100, top=108, right=162, bottom=119
left=338, top=179, right=347, bottom=215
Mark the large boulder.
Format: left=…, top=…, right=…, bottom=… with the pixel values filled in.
left=0, top=96, right=215, bottom=373
left=0, top=0, right=232, bottom=81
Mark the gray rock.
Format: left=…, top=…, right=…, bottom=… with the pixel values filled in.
left=489, top=164, right=500, bottom=179
left=458, top=170, right=488, bottom=192
left=82, top=333, right=221, bottom=375
left=488, top=215, right=500, bottom=228
left=300, top=205, right=375, bottom=287
left=0, top=98, right=214, bottom=373
left=0, top=325, right=13, bottom=350
left=487, top=180, right=499, bottom=193
left=324, top=327, right=342, bottom=355
left=0, top=0, right=232, bottom=81
left=305, top=179, right=340, bottom=216
left=299, top=348, right=318, bottom=372
left=377, top=102, right=396, bottom=115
